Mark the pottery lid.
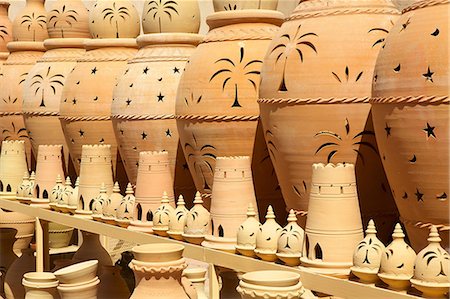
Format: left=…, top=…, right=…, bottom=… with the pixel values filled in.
left=6, top=41, right=46, bottom=52
left=137, top=33, right=203, bottom=48
left=44, top=38, right=88, bottom=50
left=206, top=10, right=284, bottom=30
left=241, top=270, right=300, bottom=287
left=84, top=38, right=137, bottom=50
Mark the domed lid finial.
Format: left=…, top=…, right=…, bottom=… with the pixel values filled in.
left=265, top=205, right=275, bottom=220
left=193, top=191, right=203, bottom=204
left=75, top=177, right=80, bottom=187
left=392, top=223, right=405, bottom=239
left=113, top=181, right=120, bottom=193
left=64, top=176, right=72, bottom=186
left=287, top=209, right=297, bottom=222
left=427, top=225, right=441, bottom=243
left=125, top=183, right=133, bottom=194
left=246, top=203, right=256, bottom=217
left=99, top=182, right=106, bottom=193
left=366, top=219, right=377, bottom=235
left=161, top=191, right=169, bottom=203
left=177, top=194, right=185, bottom=206
left=29, top=171, right=36, bottom=180
left=55, top=174, right=62, bottom=184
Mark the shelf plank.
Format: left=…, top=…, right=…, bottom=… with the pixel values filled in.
left=0, top=199, right=420, bottom=299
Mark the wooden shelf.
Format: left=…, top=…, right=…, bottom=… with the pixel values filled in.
left=0, top=199, right=421, bottom=299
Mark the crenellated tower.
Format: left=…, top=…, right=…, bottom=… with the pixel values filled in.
left=0, top=140, right=28, bottom=199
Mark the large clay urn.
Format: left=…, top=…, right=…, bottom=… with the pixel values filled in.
left=59, top=0, right=139, bottom=183
left=258, top=0, right=401, bottom=240
left=112, top=31, right=201, bottom=198
left=22, top=0, right=90, bottom=177
left=371, top=0, right=449, bottom=251
left=213, top=0, right=279, bottom=12
left=0, top=1, right=12, bottom=65
left=0, top=0, right=48, bottom=167
left=175, top=10, right=285, bottom=218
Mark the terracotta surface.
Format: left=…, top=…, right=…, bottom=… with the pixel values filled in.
left=4, top=247, right=36, bottom=299
left=175, top=10, right=285, bottom=219
left=0, top=209, right=34, bottom=253
left=97, top=265, right=130, bottom=299
left=0, top=140, right=28, bottom=197
left=0, top=1, right=12, bottom=64
left=11, top=0, right=48, bottom=42
left=34, top=145, right=65, bottom=204
left=236, top=203, right=261, bottom=257
left=255, top=205, right=281, bottom=262
left=183, top=268, right=207, bottom=299
left=258, top=0, right=401, bottom=240
left=371, top=0, right=449, bottom=251
left=22, top=272, right=59, bottom=299
left=213, top=0, right=278, bottom=11
left=91, top=183, right=108, bottom=221
left=142, top=0, right=200, bottom=33
left=112, top=33, right=201, bottom=200
left=54, top=260, right=99, bottom=299
left=276, top=209, right=304, bottom=266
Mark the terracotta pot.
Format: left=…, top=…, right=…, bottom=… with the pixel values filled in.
left=276, top=209, right=304, bottom=266
left=48, top=222, right=73, bottom=249
left=152, top=192, right=174, bottom=237
left=141, top=0, right=200, bottom=33
left=0, top=209, right=35, bottom=254
left=254, top=205, right=281, bottom=262
left=101, top=181, right=122, bottom=224
left=203, top=156, right=258, bottom=252
left=183, top=268, right=207, bottom=299
left=371, top=0, right=449, bottom=251
left=258, top=0, right=401, bottom=240
left=115, top=183, right=134, bottom=227
left=11, top=0, right=48, bottom=42
left=182, top=192, right=211, bottom=245
left=59, top=0, right=139, bottom=181
left=213, top=0, right=278, bottom=12
left=236, top=203, right=261, bottom=257
left=4, top=248, right=36, bottom=299
left=0, top=140, right=29, bottom=199
left=0, top=1, right=12, bottom=63
left=47, top=0, right=90, bottom=39
left=168, top=195, right=188, bottom=240
left=97, top=265, right=130, bottom=299
left=72, top=231, right=112, bottom=275
left=55, top=260, right=100, bottom=299
left=22, top=272, right=59, bottom=299
left=112, top=33, right=201, bottom=200
left=175, top=10, right=285, bottom=218
left=236, top=270, right=304, bottom=299
left=0, top=228, right=17, bottom=296
left=129, top=243, right=193, bottom=299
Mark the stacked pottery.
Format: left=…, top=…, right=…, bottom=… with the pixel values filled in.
left=410, top=226, right=450, bottom=298
left=128, top=151, right=174, bottom=233
left=371, top=0, right=449, bottom=251
left=48, top=222, right=73, bottom=248
left=0, top=1, right=11, bottom=65
left=97, top=265, right=130, bottom=299
left=378, top=224, right=416, bottom=291
left=213, top=0, right=278, bottom=11
left=258, top=0, right=401, bottom=238
left=101, top=181, right=122, bottom=224
left=351, top=219, right=385, bottom=284
left=0, top=0, right=48, bottom=165
left=0, top=228, right=17, bottom=296
left=182, top=192, right=211, bottom=245
left=175, top=9, right=285, bottom=218
left=183, top=268, right=208, bottom=299
left=0, top=140, right=28, bottom=199
left=254, top=205, right=281, bottom=262
left=112, top=0, right=201, bottom=200
left=300, top=163, right=363, bottom=277
left=54, top=260, right=100, bottom=299
left=129, top=243, right=194, bottom=299
left=167, top=195, right=188, bottom=240
left=72, top=231, right=113, bottom=274
left=202, top=156, right=258, bottom=253
left=22, top=272, right=59, bottom=299
left=115, top=183, right=135, bottom=227
left=236, top=204, right=261, bottom=257
left=4, top=247, right=36, bottom=299
left=236, top=270, right=304, bottom=299
left=22, top=0, right=91, bottom=177
left=59, top=0, right=139, bottom=182
left=276, top=210, right=304, bottom=266
left=152, top=192, right=174, bottom=237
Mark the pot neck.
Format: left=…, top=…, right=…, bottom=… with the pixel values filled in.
left=206, top=10, right=284, bottom=30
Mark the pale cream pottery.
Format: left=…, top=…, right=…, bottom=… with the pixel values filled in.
left=236, top=203, right=261, bottom=257
left=91, top=183, right=108, bottom=221
left=115, top=182, right=135, bottom=227
left=152, top=192, right=175, bottom=237
left=4, top=248, right=36, bottom=299
left=49, top=175, right=64, bottom=210
left=54, top=260, right=99, bottom=299
left=410, top=226, right=450, bottom=298
left=182, top=192, right=211, bottom=245
left=236, top=270, right=305, bottom=299
left=142, top=0, right=200, bottom=33
left=56, top=177, right=73, bottom=212
left=168, top=195, right=188, bottom=240
left=183, top=268, right=208, bottom=299
left=101, top=181, right=123, bottom=224
left=67, top=177, right=79, bottom=211
left=34, top=145, right=65, bottom=205
left=276, top=209, right=304, bottom=266
left=97, top=265, right=130, bottom=299
left=26, top=172, right=37, bottom=202
left=300, top=163, right=363, bottom=277
left=16, top=172, right=30, bottom=203
left=0, top=209, right=34, bottom=254
left=351, top=219, right=386, bottom=283
left=213, top=0, right=278, bottom=11
left=0, top=140, right=29, bottom=198
left=48, top=222, right=73, bottom=248
left=378, top=223, right=416, bottom=291
left=255, top=205, right=281, bottom=262
left=22, top=272, right=59, bottom=299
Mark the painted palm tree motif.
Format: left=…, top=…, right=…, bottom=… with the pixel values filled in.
left=422, top=247, right=450, bottom=276
left=2, top=122, right=29, bottom=142
left=224, top=3, right=237, bottom=10
left=314, top=118, right=378, bottom=163
left=48, top=4, right=79, bottom=38
left=331, top=66, right=363, bottom=83
left=355, top=237, right=384, bottom=265
left=280, top=225, right=303, bottom=250
left=210, top=46, right=262, bottom=107
left=269, top=25, right=318, bottom=92
left=102, top=2, right=131, bottom=38
left=20, top=12, right=46, bottom=41
left=184, top=92, right=202, bottom=106
left=183, top=133, right=216, bottom=192
left=30, top=66, right=65, bottom=107
left=0, top=25, right=9, bottom=41
left=154, top=205, right=171, bottom=224
left=145, top=0, right=179, bottom=33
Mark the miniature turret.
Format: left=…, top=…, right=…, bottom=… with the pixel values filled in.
left=0, top=141, right=28, bottom=199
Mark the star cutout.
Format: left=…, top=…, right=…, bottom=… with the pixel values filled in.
left=71, top=139, right=75, bottom=144
left=165, top=129, right=172, bottom=137
left=141, top=131, right=147, bottom=140
left=400, top=18, right=411, bottom=32
left=157, top=92, right=164, bottom=102
left=415, top=188, right=424, bottom=202
left=99, top=138, right=105, bottom=143
left=76, top=81, right=80, bottom=85
left=135, top=162, right=139, bottom=167
left=72, top=98, right=77, bottom=104
left=124, top=69, right=129, bottom=74
left=126, top=99, right=132, bottom=106
left=143, top=67, right=149, bottom=74
left=182, top=163, right=189, bottom=170
left=423, top=122, right=436, bottom=138
left=91, top=67, right=97, bottom=74
left=119, top=129, right=124, bottom=135
left=402, top=192, right=408, bottom=199
left=422, top=67, right=434, bottom=82
left=173, top=67, right=180, bottom=73
left=129, top=83, right=133, bottom=88
left=384, top=123, right=391, bottom=137
left=79, top=129, right=84, bottom=137
left=93, top=96, right=98, bottom=101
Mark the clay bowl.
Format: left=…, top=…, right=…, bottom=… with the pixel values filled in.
left=54, top=260, right=98, bottom=285
left=241, top=270, right=300, bottom=287
left=132, top=243, right=184, bottom=263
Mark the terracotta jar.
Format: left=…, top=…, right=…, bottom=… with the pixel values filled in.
left=276, top=209, right=304, bottom=266
left=236, top=270, right=304, bottom=299
left=0, top=0, right=48, bottom=166
left=22, top=272, right=59, bottom=299
left=410, top=226, right=450, bottom=298
left=254, top=205, right=281, bottom=262
left=48, top=222, right=73, bottom=249
left=115, top=183, right=134, bottom=227
left=97, top=265, right=130, bottom=299
left=183, top=268, right=207, bottom=299
left=168, top=195, right=188, bottom=240
left=175, top=10, right=285, bottom=217
left=72, top=231, right=113, bottom=275
left=0, top=210, right=34, bottom=254
left=4, top=247, right=36, bottom=299
left=300, top=163, right=363, bottom=277
left=0, top=140, right=28, bottom=199
left=213, top=0, right=278, bottom=12
left=112, top=33, right=201, bottom=198
left=141, top=0, right=200, bottom=33
left=129, top=243, right=194, bottom=299
left=371, top=0, right=449, bottom=251
left=0, top=1, right=12, bottom=65
left=236, top=203, right=261, bottom=257
left=0, top=228, right=17, bottom=296
left=54, top=260, right=99, bottom=299
left=152, top=192, right=174, bottom=237
left=203, top=156, right=258, bottom=253
left=258, top=0, right=401, bottom=238
left=182, top=191, right=211, bottom=245
left=22, top=0, right=90, bottom=177
left=101, top=181, right=122, bottom=224
left=59, top=0, right=139, bottom=181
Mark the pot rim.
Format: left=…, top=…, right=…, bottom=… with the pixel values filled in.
left=53, top=260, right=98, bottom=283
left=137, top=33, right=203, bottom=48
left=206, top=10, right=284, bottom=30
left=132, top=243, right=184, bottom=262
left=242, top=270, right=300, bottom=287
left=84, top=38, right=137, bottom=51
left=44, top=38, right=88, bottom=50
left=7, top=41, right=45, bottom=52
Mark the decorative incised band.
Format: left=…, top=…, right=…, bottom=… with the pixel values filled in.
left=129, top=57, right=189, bottom=64
left=112, top=114, right=175, bottom=120
left=237, top=285, right=304, bottom=299
left=37, top=57, right=82, bottom=63
left=61, top=115, right=111, bottom=122
left=202, top=28, right=279, bottom=43
left=0, top=111, right=22, bottom=116
left=258, top=96, right=370, bottom=105
left=288, top=7, right=399, bottom=21
left=402, top=0, right=449, bottom=13
left=371, top=95, right=449, bottom=105
left=23, top=111, right=59, bottom=116
left=175, top=114, right=259, bottom=121
left=129, top=259, right=187, bottom=274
